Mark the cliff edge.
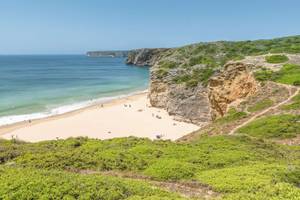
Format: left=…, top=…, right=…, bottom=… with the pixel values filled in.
left=130, top=36, right=300, bottom=126
left=126, top=48, right=169, bottom=66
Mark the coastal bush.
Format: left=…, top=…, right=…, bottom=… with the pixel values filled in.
left=157, top=68, right=169, bottom=78
left=281, top=93, right=300, bottom=110
left=156, top=61, right=178, bottom=78
left=0, top=134, right=299, bottom=199
left=0, top=166, right=183, bottom=200
left=157, top=36, right=300, bottom=88
left=275, top=64, right=300, bottom=85
left=237, top=114, right=300, bottom=139
left=0, top=139, right=26, bottom=164
left=197, top=163, right=300, bottom=199
left=254, top=64, right=300, bottom=85
left=189, top=55, right=215, bottom=66
left=265, top=54, right=289, bottom=63
left=254, top=68, right=275, bottom=81
left=7, top=135, right=294, bottom=175
left=144, top=159, right=196, bottom=180
left=173, top=67, right=214, bottom=87
left=216, top=108, right=247, bottom=124
left=247, top=99, right=274, bottom=112
left=280, top=166, right=300, bottom=186
left=223, top=182, right=300, bottom=200
left=159, top=61, right=177, bottom=69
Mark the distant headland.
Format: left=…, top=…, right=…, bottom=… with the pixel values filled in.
left=86, top=50, right=129, bottom=57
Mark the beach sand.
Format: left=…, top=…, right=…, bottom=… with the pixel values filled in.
left=0, top=92, right=200, bottom=142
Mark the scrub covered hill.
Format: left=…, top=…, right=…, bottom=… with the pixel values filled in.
left=148, top=35, right=300, bottom=125
left=153, top=35, right=300, bottom=87
left=0, top=134, right=299, bottom=199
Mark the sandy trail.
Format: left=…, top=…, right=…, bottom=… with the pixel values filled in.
left=229, top=85, right=299, bottom=135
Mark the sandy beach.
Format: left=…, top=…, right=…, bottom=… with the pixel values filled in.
left=0, top=92, right=200, bottom=142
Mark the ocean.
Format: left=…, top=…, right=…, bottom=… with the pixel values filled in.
left=0, top=55, right=149, bottom=126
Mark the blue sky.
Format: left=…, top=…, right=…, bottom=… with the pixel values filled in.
left=0, top=0, right=300, bottom=54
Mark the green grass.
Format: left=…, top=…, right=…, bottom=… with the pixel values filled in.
left=282, top=93, right=300, bottom=110
left=189, top=55, right=215, bottom=66
left=156, top=35, right=300, bottom=87
left=156, top=61, right=177, bottom=78
left=238, top=114, right=300, bottom=139
left=265, top=54, right=289, bottom=63
left=144, top=159, right=196, bottom=181
left=216, top=108, right=247, bottom=124
left=159, top=61, right=177, bottom=69
left=0, top=166, right=184, bottom=200
left=247, top=99, right=274, bottom=112
left=275, top=64, right=300, bottom=85
left=197, top=163, right=300, bottom=199
left=173, top=67, right=215, bottom=87
left=0, top=135, right=294, bottom=178
left=254, top=64, right=300, bottom=86
left=0, top=133, right=299, bottom=199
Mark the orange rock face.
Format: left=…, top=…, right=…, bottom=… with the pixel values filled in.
left=208, top=62, right=258, bottom=119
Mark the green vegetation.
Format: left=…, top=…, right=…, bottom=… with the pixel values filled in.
left=157, top=35, right=300, bottom=87
left=189, top=55, right=215, bottom=66
left=254, top=64, right=300, bottom=85
left=160, top=61, right=177, bottom=69
left=144, top=159, right=196, bottom=180
left=265, top=54, right=289, bottom=63
left=0, top=166, right=183, bottom=200
left=247, top=99, right=274, bottom=112
left=1, top=132, right=299, bottom=199
left=197, top=163, right=300, bottom=200
left=1, top=136, right=288, bottom=174
left=282, top=93, right=300, bottom=110
left=275, top=64, right=300, bottom=85
left=156, top=61, right=177, bottom=78
left=216, top=108, right=247, bottom=124
left=173, top=67, right=214, bottom=86
left=238, top=114, right=300, bottom=139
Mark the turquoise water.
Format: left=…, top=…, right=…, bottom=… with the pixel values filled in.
left=0, top=55, right=149, bottom=125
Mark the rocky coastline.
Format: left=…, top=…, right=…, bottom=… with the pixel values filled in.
left=125, top=36, right=300, bottom=125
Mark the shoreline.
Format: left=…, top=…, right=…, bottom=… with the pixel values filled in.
left=0, top=91, right=148, bottom=136
left=0, top=92, right=200, bottom=142
left=0, top=89, right=148, bottom=127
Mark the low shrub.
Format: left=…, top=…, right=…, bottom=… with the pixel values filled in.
left=216, top=108, right=247, bottom=124
left=265, top=54, right=289, bottom=63
left=247, top=99, right=274, bottom=112
left=0, top=167, right=183, bottom=200
left=197, top=163, right=300, bottom=199
left=238, top=114, right=300, bottom=139
left=254, top=64, right=300, bottom=85
left=144, top=159, right=196, bottom=180
left=282, top=93, right=300, bottom=110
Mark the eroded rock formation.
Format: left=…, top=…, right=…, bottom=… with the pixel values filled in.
left=149, top=61, right=259, bottom=124
left=208, top=62, right=258, bottom=119
left=149, top=81, right=211, bottom=124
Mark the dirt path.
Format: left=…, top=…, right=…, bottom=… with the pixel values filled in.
left=77, top=170, right=219, bottom=199
left=229, top=85, right=299, bottom=135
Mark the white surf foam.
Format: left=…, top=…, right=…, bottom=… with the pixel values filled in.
left=0, top=90, right=147, bottom=127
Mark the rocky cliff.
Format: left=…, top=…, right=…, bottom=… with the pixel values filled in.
left=149, top=61, right=259, bottom=125
left=126, top=48, right=169, bottom=66
left=131, top=36, right=300, bottom=125
left=208, top=62, right=258, bottom=120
